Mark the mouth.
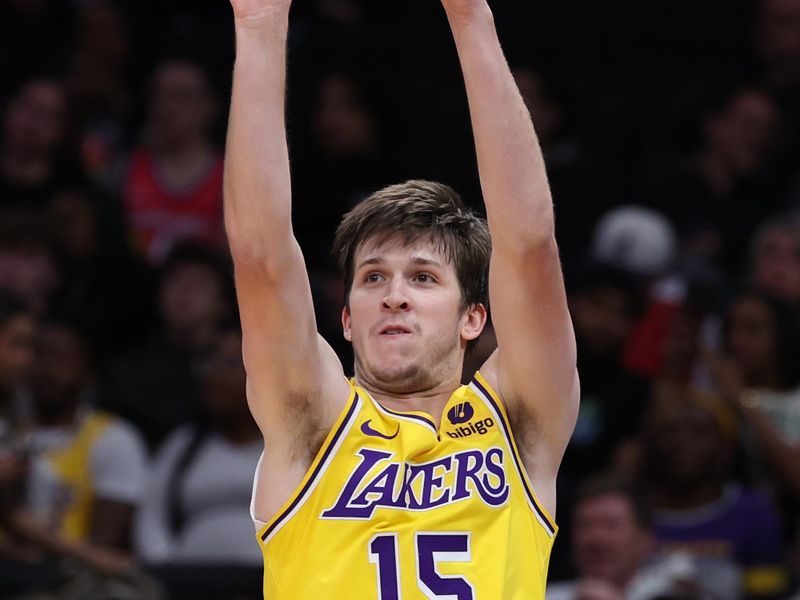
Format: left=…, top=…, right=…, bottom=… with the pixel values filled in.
left=379, top=324, right=413, bottom=336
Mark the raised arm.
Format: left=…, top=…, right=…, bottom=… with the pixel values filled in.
left=441, top=0, right=578, bottom=511
left=225, top=1, right=347, bottom=447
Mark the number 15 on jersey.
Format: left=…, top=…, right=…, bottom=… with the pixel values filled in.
left=368, top=532, right=475, bottom=599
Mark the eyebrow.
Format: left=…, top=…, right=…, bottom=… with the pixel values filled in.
left=355, top=256, right=444, bottom=270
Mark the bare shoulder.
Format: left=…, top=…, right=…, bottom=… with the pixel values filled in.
left=478, top=351, right=537, bottom=454
left=250, top=336, right=351, bottom=456
left=250, top=345, right=352, bottom=523
left=478, top=350, right=561, bottom=516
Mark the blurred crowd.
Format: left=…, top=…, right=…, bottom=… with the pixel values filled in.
left=0, top=0, right=800, bottom=598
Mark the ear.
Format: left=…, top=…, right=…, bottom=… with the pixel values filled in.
left=461, top=303, right=487, bottom=342
left=342, top=305, right=352, bottom=342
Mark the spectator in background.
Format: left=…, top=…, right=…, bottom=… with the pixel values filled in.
left=587, top=205, right=688, bottom=383
left=22, top=318, right=146, bottom=556
left=550, top=264, right=650, bottom=580
left=638, top=382, right=789, bottom=600
left=512, top=65, right=588, bottom=273
left=0, top=212, right=61, bottom=315
left=0, top=0, right=75, bottom=97
left=548, top=475, right=704, bottom=600
left=100, top=243, right=233, bottom=450
left=590, top=206, right=678, bottom=280
left=758, top=0, right=800, bottom=103
left=135, top=327, right=261, bottom=566
left=748, top=213, right=800, bottom=305
left=66, top=0, right=135, bottom=186
left=46, top=184, right=155, bottom=363
left=646, top=87, right=783, bottom=274
left=0, top=321, right=153, bottom=596
left=563, top=264, right=650, bottom=479
left=0, top=293, right=34, bottom=555
left=293, top=70, right=389, bottom=268
left=704, top=290, right=800, bottom=561
left=121, top=58, right=224, bottom=265
left=0, top=293, right=34, bottom=436
left=0, top=78, right=72, bottom=213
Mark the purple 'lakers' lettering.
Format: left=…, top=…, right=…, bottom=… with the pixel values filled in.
left=321, top=447, right=509, bottom=519
left=324, top=448, right=392, bottom=518
left=417, top=455, right=452, bottom=509
left=351, top=462, right=401, bottom=508
left=484, top=447, right=507, bottom=496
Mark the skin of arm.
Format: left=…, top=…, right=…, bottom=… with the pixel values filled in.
left=441, top=0, right=579, bottom=515
left=223, top=0, right=349, bottom=521
left=5, top=508, right=133, bottom=574
left=225, top=0, right=349, bottom=520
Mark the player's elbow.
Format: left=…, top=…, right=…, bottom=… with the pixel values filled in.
left=226, top=209, right=296, bottom=265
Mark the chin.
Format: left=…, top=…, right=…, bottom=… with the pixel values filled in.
left=375, top=362, right=422, bottom=386
left=358, top=355, right=427, bottom=391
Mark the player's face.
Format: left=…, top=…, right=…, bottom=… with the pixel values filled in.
left=343, top=235, right=484, bottom=393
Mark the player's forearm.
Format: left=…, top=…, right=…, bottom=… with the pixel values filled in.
left=446, top=8, right=555, bottom=251
left=224, top=13, right=294, bottom=260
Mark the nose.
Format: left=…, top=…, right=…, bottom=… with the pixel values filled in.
left=382, top=278, right=409, bottom=312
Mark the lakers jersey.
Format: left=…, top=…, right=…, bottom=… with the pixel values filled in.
left=254, top=372, right=557, bottom=599
left=41, top=412, right=113, bottom=541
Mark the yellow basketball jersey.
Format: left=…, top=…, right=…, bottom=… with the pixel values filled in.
left=255, top=372, right=557, bottom=599
left=44, top=412, right=113, bottom=541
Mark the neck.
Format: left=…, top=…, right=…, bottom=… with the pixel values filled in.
left=357, top=373, right=462, bottom=426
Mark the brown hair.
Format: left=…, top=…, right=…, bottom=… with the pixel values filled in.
left=333, top=180, right=491, bottom=314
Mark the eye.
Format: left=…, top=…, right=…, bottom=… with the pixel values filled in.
left=414, top=272, right=436, bottom=283
left=364, top=272, right=383, bottom=283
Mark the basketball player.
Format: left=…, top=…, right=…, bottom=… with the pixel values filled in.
left=225, top=0, right=579, bottom=597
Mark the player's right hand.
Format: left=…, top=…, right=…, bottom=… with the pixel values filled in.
left=229, top=0, right=292, bottom=21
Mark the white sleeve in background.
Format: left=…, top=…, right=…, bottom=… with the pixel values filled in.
left=90, top=419, right=148, bottom=504
left=544, top=582, right=576, bottom=600
left=133, top=426, right=194, bottom=564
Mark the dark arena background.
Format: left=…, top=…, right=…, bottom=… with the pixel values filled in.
left=0, top=0, right=799, bottom=598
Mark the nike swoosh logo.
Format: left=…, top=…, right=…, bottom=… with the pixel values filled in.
left=360, top=420, right=399, bottom=440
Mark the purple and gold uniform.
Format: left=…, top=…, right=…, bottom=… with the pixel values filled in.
left=253, top=373, right=557, bottom=599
